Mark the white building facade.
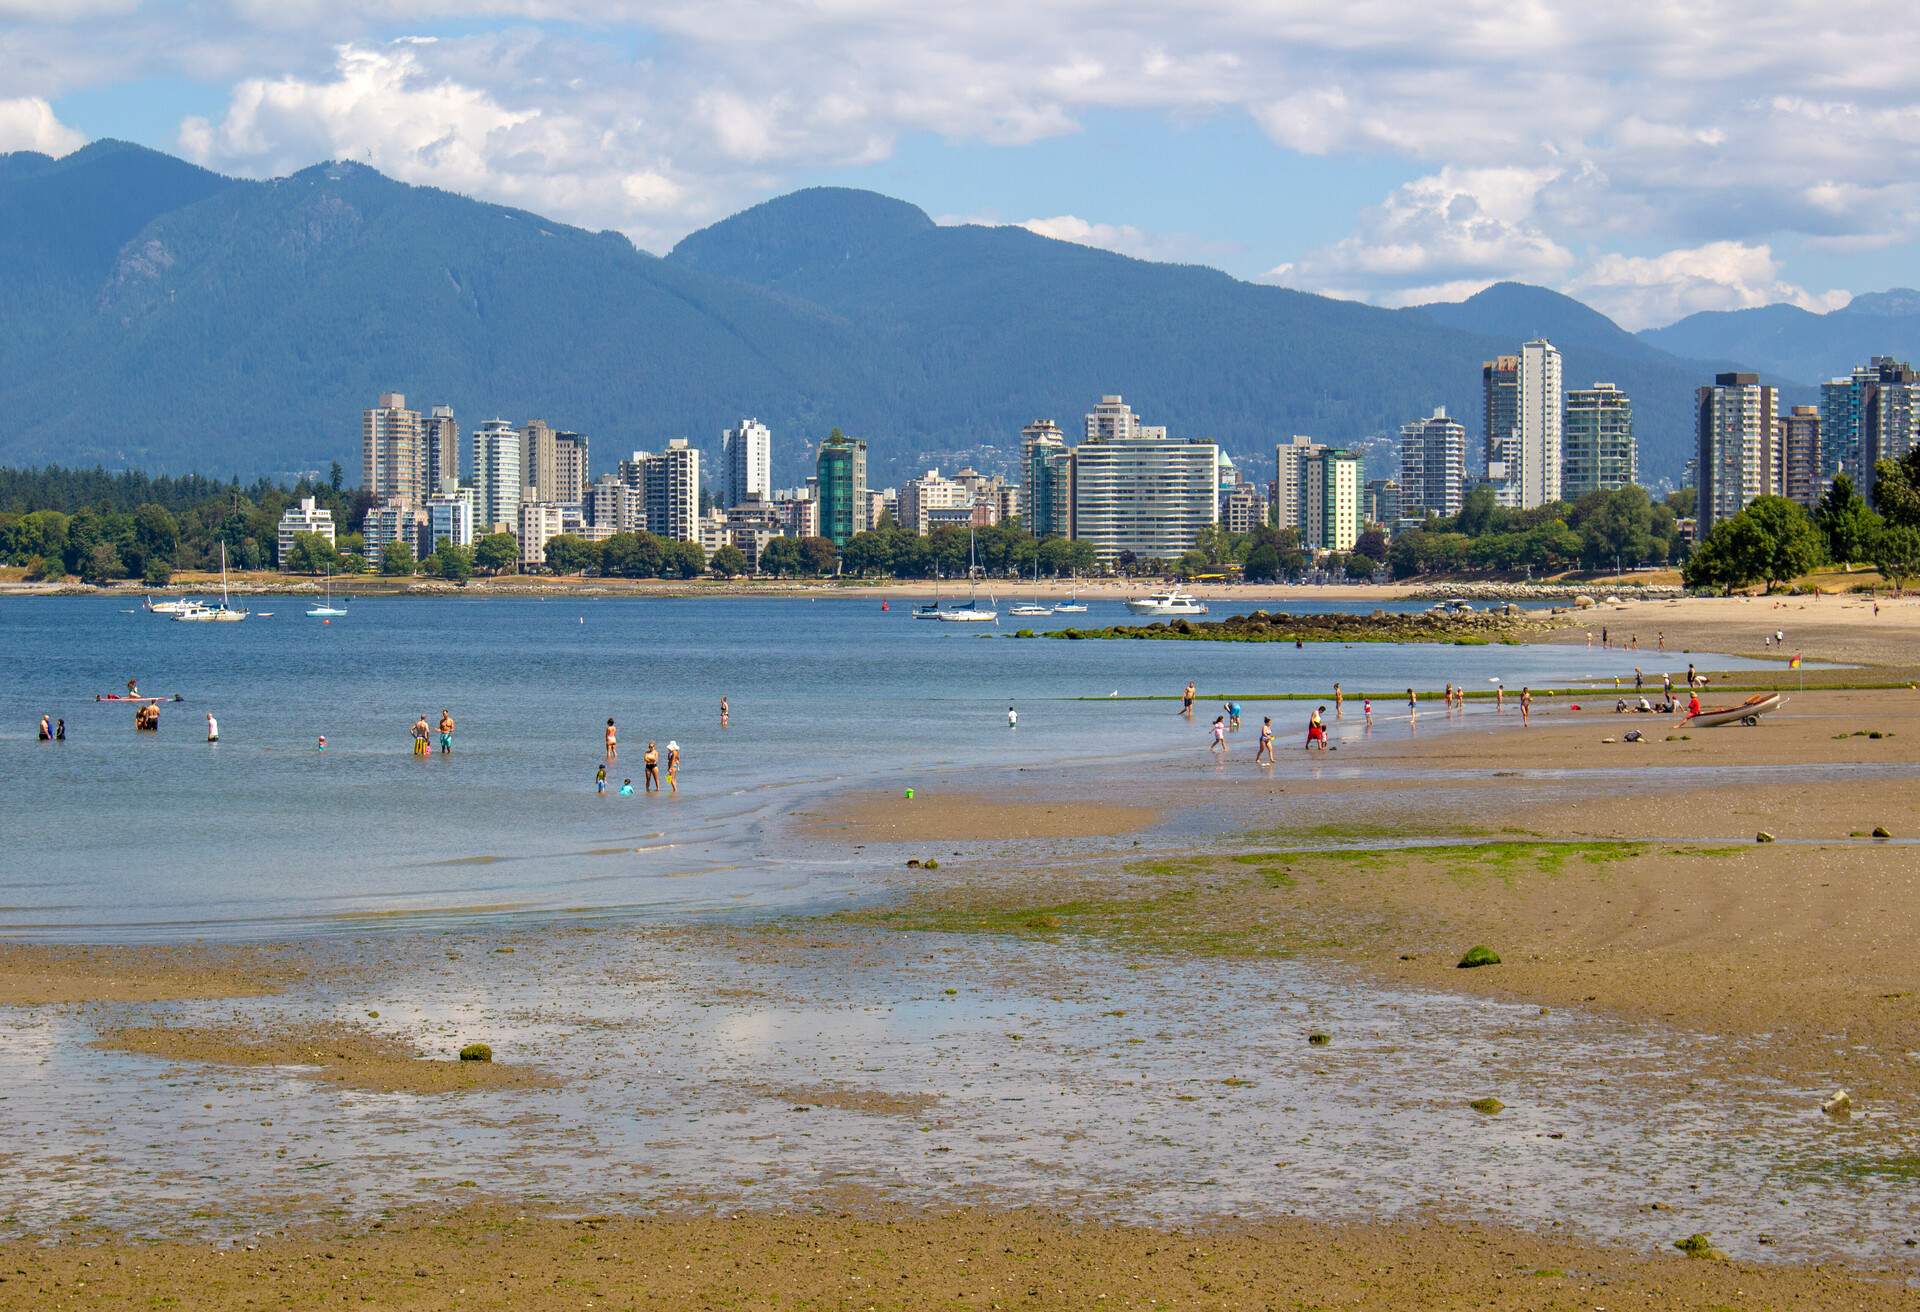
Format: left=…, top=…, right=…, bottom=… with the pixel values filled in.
left=471, top=419, right=523, bottom=534
left=276, top=496, right=336, bottom=568
left=723, top=419, right=772, bottom=508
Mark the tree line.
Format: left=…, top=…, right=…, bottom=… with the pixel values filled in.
left=1386, top=484, right=1691, bottom=579
left=1683, top=452, right=1920, bottom=592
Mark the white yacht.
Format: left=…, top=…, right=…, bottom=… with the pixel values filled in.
left=174, top=545, right=249, bottom=622
left=144, top=595, right=206, bottom=615
left=1126, top=589, right=1208, bottom=617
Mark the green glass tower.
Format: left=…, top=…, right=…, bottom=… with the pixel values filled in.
left=816, top=428, right=867, bottom=547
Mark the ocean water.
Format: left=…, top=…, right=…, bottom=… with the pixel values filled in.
left=1, top=595, right=1780, bottom=939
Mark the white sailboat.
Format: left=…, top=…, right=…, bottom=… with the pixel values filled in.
left=306, top=569, right=349, bottom=618
left=1007, top=548, right=1052, bottom=617
left=1053, top=593, right=1088, bottom=614
left=174, top=544, right=249, bottom=622
left=934, top=528, right=997, bottom=623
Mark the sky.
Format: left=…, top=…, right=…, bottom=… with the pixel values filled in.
left=4, top=1, right=1918, bottom=331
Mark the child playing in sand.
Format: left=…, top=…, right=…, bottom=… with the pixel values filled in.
left=1209, top=716, right=1227, bottom=756
left=1256, top=717, right=1275, bottom=764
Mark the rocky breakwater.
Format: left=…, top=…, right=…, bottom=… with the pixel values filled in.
left=1049, top=607, right=1564, bottom=644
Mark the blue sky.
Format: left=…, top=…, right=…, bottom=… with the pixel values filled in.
left=5, top=1, right=1918, bottom=329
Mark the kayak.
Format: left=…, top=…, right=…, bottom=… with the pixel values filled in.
left=95, top=693, right=183, bottom=703
left=1687, top=692, right=1781, bottom=728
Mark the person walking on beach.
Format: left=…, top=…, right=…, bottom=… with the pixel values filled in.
left=1209, top=716, right=1228, bottom=756
left=1657, top=631, right=1665, bottom=651
left=1256, top=716, right=1275, bottom=765
left=1601, top=626, right=1609, bottom=648
left=1008, top=706, right=1018, bottom=729
left=1443, top=682, right=1454, bottom=713
left=1686, top=662, right=1697, bottom=688
left=665, top=741, right=681, bottom=794
left=1520, top=686, right=1533, bottom=726
left=1333, top=683, right=1344, bottom=718
left=595, top=763, right=607, bottom=796
left=605, top=718, right=618, bottom=760
left=1305, top=706, right=1328, bottom=752
left=438, top=709, right=455, bottom=755
left=1634, top=666, right=1644, bottom=692
left=643, top=741, right=660, bottom=792
left=1662, top=672, right=1673, bottom=701
left=205, top=710, right=219, bottom=744
left=1494, top=682, right=1504, bottom=711
left=1181, top=681, right=1196, bottom=716
left=719, top=697, right=729, bottom=728
left=38, top=713, right=51, bottom=742
left=1406, top=688, right=1417, bottom=720
left=1363, top=698, right=1374, bottom=727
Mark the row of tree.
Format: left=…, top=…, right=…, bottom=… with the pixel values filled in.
left=1386, top=485, right=1691, bottom=580
left=1683, top=458, right=1920, bottom=592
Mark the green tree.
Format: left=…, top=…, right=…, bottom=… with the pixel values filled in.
left=1454, top=483, right=1498, bottom=537
left=1683, top=498, right=1822, bottom=593
left=426, top=544, right=473, bottom=581
left=13, top=509, right=70, bottom=561
left=1351, top=525, right=1389, bottom=563
left=284, top=531, right=342, bottom=574
left=142, top=557, right=173, bottom=586
left=664, top=539, right=706, bottom=578
left=473, top=532, right=519, bottom=575
left=1814, top=473, right=1879, bottom=567
left=839, top=530, right=892, bottom=576
left=1741, top=495, right=1825, bottom=590
left=132, top=503, right=179, bottom=564
left=1579, top=485, right=1654, bottom=570
left=63, top=507, right=105, bottom=575
left=543, top=533, right=597, bottom=575
left=798, top=536, right=838, bottom=575
left=710, top=544, right=749, bottom=577
left=379, top=540, right=416, bottom=576
left=1870, top=524, right=1920, bottom=589
left=83, top=541, right=122, bottom=584
left=759, top=536, right=802, bottom=577
left=1872, top=447, right=1920, bottom=528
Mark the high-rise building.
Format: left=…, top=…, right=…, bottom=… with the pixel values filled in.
left=520, top=419, right=558, bottom=503
left=899, top=469, right=972, bottom=535
left=723, top=419, right=772, bottom=508
left=1021, top=419, right=1071, bottom=537
left=1514, top=339, right=1563, bottom=507
left=1220, top=482, right=1266, bottom=534
left=362, top=498, right=418, bottom=565
left=276, top=496, right=336, bottom=568
left=1364, top=478, right=1401, bottom=531
left=362, top=393, right=423, bottom=506
left=519, top=501, right=570, bottom=569
left=423, top=405, right=459, bottom=494
left=1300, top=448, right=1362, bottom=552
left=617, top=439, right=703, bottom=542
left=1779, top=406, right=1823, bottom=507
left=424, top=487, right=475, bottom=553
left=471, top=419, right=523, bottom=533
left=553, top=431, right=590, bottom=505
left=816, top=430, right=868, bottom=547
left=1481, top=355, right=1519, bottom=485
left=1397, top=407, right=1467, bottom=522
left=1069, top=422, right=1219, bottom=564
left=1272, top=435, right=1321, bottom=530
left=1821, top=367, right=1870, bottom=484
left=1085, top=394, right=1165, bottom=442
left=1862, top=359, right=1920, bottom=500
left=1697, top=373, right=1779, bottom=531
left=1561, top=383, right=1637, bottom=499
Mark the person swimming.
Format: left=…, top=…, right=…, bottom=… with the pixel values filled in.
left=618, top=777, right=634, bottom=797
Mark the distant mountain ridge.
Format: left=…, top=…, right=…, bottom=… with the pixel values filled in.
left=0, top=142, right=1855, bottom=486
left=1639, top=291, right=1920, bottom=384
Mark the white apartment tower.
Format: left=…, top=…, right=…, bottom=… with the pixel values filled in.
left=520, top=419, right=558, bottom=503
left=1697, top=373, right=1779, bottom=531
left=471, top=419, right=523, bottom=533
left=553, top=431, right=590, bottom=504
left=1272, top=435, right=1322, bottom=530
left=1085, top=395, right=1166, bottom=443
left=362, top=392, right=423, bottom=506
left=1301, top=448, right=1363, bottom=552
left=619, top=440, right=703, bottom=542
left=276, top=496, right=336, bottom=568
left=1397, top=408, right=1467, bottom=522
left=1515, top=338, right=1563, bottom=508
left=723, top=419, right=772, bottom=507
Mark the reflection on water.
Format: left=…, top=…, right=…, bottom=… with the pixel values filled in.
left=2, top=925, right=1912, bottom=1270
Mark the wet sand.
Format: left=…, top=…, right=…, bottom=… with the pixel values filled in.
left=6, top=1206, right=1913, bottom=1311
left=1554, top=590, right=1920, bottom=671
left=96, top=1021, right=557, bottom=1094
left=0, top=942, right=294, bottom=1005
left=806, top=790, right=1162, bottom=844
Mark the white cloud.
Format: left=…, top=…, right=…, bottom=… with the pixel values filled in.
left=0, top=97, right=86, bottom=155
left=3, top=0, right=1918, bottom=294
left=1008, top=214, right=1235, bottom=265
left=1569, top=242, right=1850, bottom=330
left=1262, top=166, right=1576, bottom=305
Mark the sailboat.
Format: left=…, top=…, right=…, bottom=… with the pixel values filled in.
left=173, top=544, right=249, bottom=622
left=1008, top=548, right=1052, bottom=617
left=934, top=528, right=997, bottom=623
left=306, top=568, right=349, bottom=618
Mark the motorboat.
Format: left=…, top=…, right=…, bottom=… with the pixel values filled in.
left=174, top=544, right=249, bottom=622
left=1008, top=602, right=1053, bottom=617
left=1126, top=589, right=1207, bottom=616
left=144, top=595, right=206, bottom=614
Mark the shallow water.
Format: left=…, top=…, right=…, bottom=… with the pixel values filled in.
left=2, top=925, right=1912, bottom=1269
left=1, top=596, right=1786, bottom=940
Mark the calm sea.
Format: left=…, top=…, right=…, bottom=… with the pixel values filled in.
left=1, top=594, right=1773, bottom=939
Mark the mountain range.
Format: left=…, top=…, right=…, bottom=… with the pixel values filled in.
left=2, top=140, right=1912, bottom=488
